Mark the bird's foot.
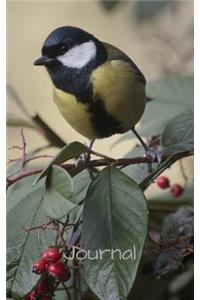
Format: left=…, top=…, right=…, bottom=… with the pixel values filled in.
left=144, top=148, right=163, bottom=173
left=75, top=153, right=89, bottom=167
left=75, top=139, right=95, bottom=167
left=145, top=148, right=162, bottom=164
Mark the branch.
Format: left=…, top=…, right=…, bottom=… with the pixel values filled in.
left=20, top=128, right=27, bottom=170
left=7, top=155, right=54, bottom=166
left=6, top=149, right=193, bottom=189
left=140, top=150, right=193, bottom=190
left=7, top=84, right=66, bottom=148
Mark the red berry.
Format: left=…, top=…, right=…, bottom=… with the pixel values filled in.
left=41, top=247, right=61, bottom=264
left=156, top=176, right=170, bottom=189
left=48, top=262, right=71, bottom=282
left=170, top=184, right=184, bottom=197
left=32, top=259, right=46, bottom=274
left=36, top=281, right=49, bottom=294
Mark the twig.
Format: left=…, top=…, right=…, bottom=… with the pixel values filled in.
left=56, top=219, right=68, bottom=250
left=22, top=220, right=54, bottom=232
left=20, top=128, right=27, bottom=171
left=61, top=282, right=72, bottom=300
left=90, top=149, right=116, bottom=161
left=7, top=154, right=53, bottom=165
left=7, top=145, right=22, bottom=151
left=7, top=158, right=20, bottom=165
left=179, top=159, right=189, bottom=184
left=7, top=168, right=45, bottom=188
left=7, top=143, right=53, bottom=178
left=6, top=149, right=193, bottom=189
left=26, top=154, right=53, bottom=163
left=140, top=148, right=194, bottom=191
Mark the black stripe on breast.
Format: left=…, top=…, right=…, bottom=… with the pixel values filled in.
left=87, top=96, right=125, bottom=138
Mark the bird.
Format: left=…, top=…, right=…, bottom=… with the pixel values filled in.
left=34, top=26, right=147, bottom=152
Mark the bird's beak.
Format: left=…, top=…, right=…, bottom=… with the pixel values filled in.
left=34, top=56, right=55, bottom=66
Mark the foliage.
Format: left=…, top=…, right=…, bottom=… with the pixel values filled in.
left=7, top=73, right=193, bottom=300
left=81, top=167, right=148, bottom=300
left=100, top=0, right=171, bottom=21
left=134, top=0, right=171, bottom=21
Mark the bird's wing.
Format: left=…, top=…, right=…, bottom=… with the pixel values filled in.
left=102, top=42, right=146, bottom=85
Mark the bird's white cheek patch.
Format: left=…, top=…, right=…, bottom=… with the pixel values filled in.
left=57, top=40, right=96, bottom=69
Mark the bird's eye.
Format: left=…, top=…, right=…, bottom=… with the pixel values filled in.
left=60, top=45, right=68, bottom=52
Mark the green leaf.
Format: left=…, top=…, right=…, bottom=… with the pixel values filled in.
left=34, top=142, right=88, bottom=183
left=44, top=166, right=77, bottom=220
left=73, top=170, right=91, bottom=204
left=146, top=76, right=193, bottom=105
left=135, top=0, right=170, bottom=21
left=141, top=76, right=193, bottom=137
left=161, top=110, right=194, bottom=150
left=81, top=167, right=148, bottom=300
left=7, top=176, right=57, bottom=298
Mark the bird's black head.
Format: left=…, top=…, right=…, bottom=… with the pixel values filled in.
left=34, top=26, right=107, bottom=70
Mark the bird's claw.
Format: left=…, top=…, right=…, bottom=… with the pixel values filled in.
left=75, top=140, right=94, bottom=168
left=144, top=148, right=162, bottom=164
left=75, top=152, right=89, bottom=167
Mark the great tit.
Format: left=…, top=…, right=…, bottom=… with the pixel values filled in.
left=34, top=26, right=146, bottom=147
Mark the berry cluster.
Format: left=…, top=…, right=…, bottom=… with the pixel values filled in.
left=24, top=247, right=71, bottom=300
left=156, top=176, right=184, bottom=197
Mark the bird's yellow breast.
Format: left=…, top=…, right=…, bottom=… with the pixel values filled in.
left=91, top=60, right=146, bottom=131
left=53, top=86, right=96, bottom=139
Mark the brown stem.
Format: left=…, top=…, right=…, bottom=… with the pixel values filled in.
left=21, top=128, right=27, bottom=170
left=7, top=145, right=23, bottom=151
left=90, top=149, right=116, bottom=161
left=22, top=220, right=54, bottom=232
left=7, top=154, right=53, bottom=165
left=6, top=149, right=193, bottom=190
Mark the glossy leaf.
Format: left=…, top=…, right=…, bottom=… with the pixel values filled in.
left=34, top=142, right=88, bottom=183
left=146, top=75, right=193, bottom=105
left=81, top=167, right=148, bottom=300
left=44, top=166, right=77, bottom=220
left=121, top=146, right=157, bottom=184
left=73, top=170, right=91, bottom=204
left=161, top=110, right=194, bottom=150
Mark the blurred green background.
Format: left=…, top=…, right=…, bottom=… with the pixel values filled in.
left=7, top=0, right=193, bottom=198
